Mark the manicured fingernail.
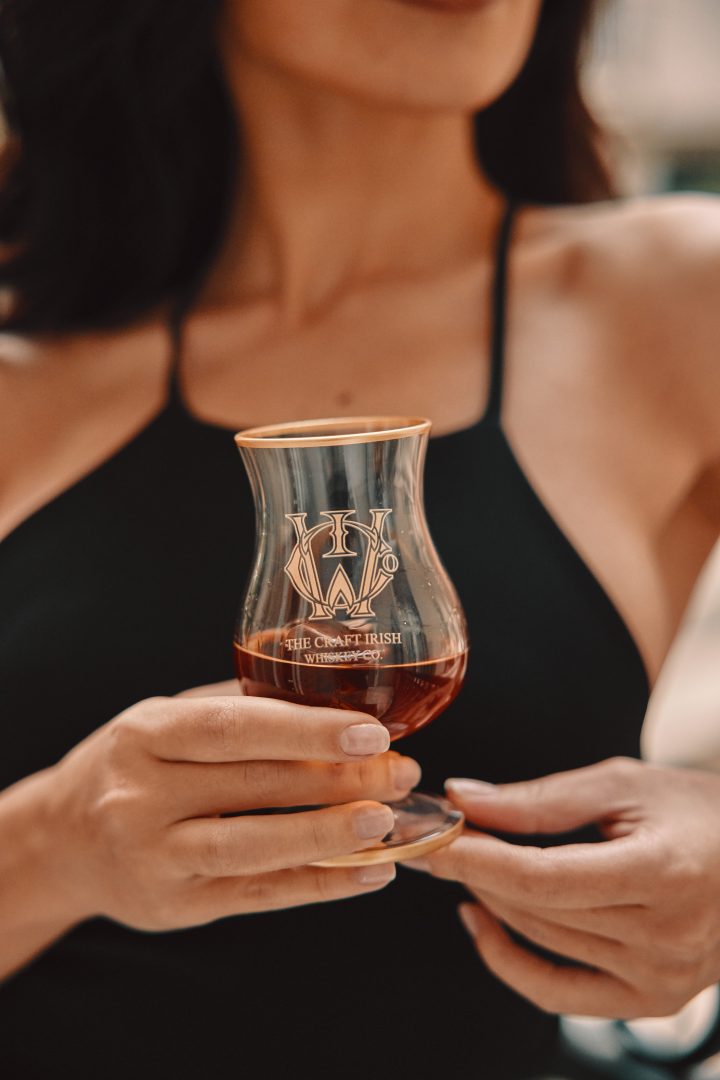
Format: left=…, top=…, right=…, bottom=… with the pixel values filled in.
left=356, top=863, right=397, bottom=886
left=340, top=723, right=390, bottom=756
left=445, top=778, right=496, bottom=798
left=458, top=903, right=482, bottom=938
left=392, top=757, right=422, bottom=792
left=402, top=857, right=430, bottom=872
left=354, top=805, right=395, bottom=840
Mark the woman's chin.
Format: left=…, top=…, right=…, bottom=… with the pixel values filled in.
left=391, top=0, right=501, bottom=13
left=222, top=0, right=541, bottom=116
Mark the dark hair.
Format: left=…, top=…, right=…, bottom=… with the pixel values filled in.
left=0, top=0, right=611, bottom=335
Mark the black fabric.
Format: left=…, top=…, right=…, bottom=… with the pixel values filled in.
left=0, top=201, right=649, bottom=1079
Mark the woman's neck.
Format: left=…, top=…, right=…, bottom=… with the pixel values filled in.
left=200, top=48, right=501, bottom=323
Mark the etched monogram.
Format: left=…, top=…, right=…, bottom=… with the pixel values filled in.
left=284, top=508, right=399, bottom=620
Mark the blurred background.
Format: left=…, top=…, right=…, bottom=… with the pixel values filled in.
left=588, top=0, right=720, bottom=196
left=547, top=3, right=720, bottom=1077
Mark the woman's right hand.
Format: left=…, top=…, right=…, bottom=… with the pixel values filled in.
left=42, top=689, right=420, bottom=932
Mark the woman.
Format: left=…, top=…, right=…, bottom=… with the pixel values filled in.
left=1, top=0, right=719, bottom=1076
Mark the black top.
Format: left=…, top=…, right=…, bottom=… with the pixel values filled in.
left=0, top=201, right=649, bottom=1079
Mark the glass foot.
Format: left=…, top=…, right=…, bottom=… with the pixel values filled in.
left=313, top=791, right=464, bottom=867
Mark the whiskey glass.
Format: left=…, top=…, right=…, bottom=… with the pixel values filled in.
left=234, top=416, right=468, bottom=865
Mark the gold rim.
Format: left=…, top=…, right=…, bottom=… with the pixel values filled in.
left=234, top=415, right=431, bottom=449
left=311, top=812, right=464, bottom=868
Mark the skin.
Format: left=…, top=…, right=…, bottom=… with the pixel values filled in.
left=407, top=761, right=720, bottom=1019
left=0, top=0, right=719, bottom=1015
left=0, top=678, right=419, bottom=981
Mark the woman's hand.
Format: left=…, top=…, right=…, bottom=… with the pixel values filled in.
left=404, top=757, right=720, bottom=1019
left=42, top=683, right=420, bottom=932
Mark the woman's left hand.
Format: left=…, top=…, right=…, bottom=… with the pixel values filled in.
left=404, top=757, right=720, bottom=1019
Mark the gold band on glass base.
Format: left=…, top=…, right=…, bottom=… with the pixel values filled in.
left=313, top=792, right=464, bottom=868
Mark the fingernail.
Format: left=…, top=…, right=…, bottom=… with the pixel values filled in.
left=340, top=723, right=390, bottom=756
left=354, top=805, right=395, bottom=840
left=446, top=778, right=496, bottom=798
left=356, top=863, right=397, bottom=886
left=458, top=903, right=482, bottom=938
left=402, top=857, right=430, bottom=872
left=392, top=757, right=422, bottom=792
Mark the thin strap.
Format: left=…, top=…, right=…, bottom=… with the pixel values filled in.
left=484, top=197, right=518, bottom=425
left=165, top=283, right=197, bottom=410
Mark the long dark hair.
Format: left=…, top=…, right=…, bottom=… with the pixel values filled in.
left=0, top=0, right=611, bottom=335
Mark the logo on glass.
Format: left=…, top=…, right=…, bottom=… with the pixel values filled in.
left=284, top=508, right=399, bottom=620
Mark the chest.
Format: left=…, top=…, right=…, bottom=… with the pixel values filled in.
left=181, top=284, right=703, bottom=678
left=0, top=412, right=648, bottom=794
left=1, top=283, right=702, bottom=683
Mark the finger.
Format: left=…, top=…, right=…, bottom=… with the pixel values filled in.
left=445, top=758, right=645, bottom=835
left=458, top=903, right=641, bottom=1018
left=194, top=862, right=397, bottom=922
left=474, top=890, right=648, bottom=945
left=176, top=680, right=243, bottom=699
left=165, top=751, right=421, bottom=816
left=169, top=800, right=396, bottom=876
left=476, top=893, right=630, bottom=980
left=404, top=833, right=644, bottom=907
left=133, top=695, right=395, bottom=764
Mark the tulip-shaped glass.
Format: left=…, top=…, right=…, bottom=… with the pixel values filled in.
left=234, top=416, right=468, bottom=865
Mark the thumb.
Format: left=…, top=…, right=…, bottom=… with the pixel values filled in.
left=445, top=758, right=643, bottom=835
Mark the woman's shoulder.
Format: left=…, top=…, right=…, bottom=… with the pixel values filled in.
left=566, top=193, right=720, bottom=356
left=524, top=192, right=720, bottom=361
left=518, top=194, right=718, bottom=361
left=526, top=191, right=720, bottom=278
left=527, top=194, right=720, bottom=459
left=587, top=192, right=719, bottom=372
left=592, top=192, right=720, bottom=280
left=0, top=312, right=170, bottom=410
left=0, top=315, right=171, bottom=539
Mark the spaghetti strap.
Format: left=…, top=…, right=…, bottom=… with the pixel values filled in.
left=483, top=197, right=518, bottom=425
left=165, top=281, right=202, bottom=411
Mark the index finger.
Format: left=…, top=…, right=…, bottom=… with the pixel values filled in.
left=404, top=832, right=645, bottom=908
left=131, top=694, right=392, bottom=763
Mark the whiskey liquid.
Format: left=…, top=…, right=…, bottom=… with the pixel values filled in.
left=234, top=634, right=467, bottom=740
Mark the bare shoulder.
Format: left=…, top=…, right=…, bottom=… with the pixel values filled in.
left=0, top=331, right=80, bottom=445
left=526, top=191, right=720, bottom=288
left=0, top=314, right=168, bottom=421
left=577, top=192, right=720, bottom=366
left=605, top=190, right=720, bottom=247
left=0, top=315, right=169, bottom=489
left=525, top=194, right=720, bottom=458
left=0, top=333, right=67, bottom=445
